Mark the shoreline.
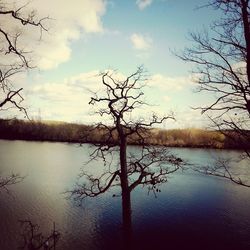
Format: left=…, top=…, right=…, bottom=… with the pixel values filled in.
left=0, top=118, right=249, bottom=150
left=0, top=137, right=245, bottom=151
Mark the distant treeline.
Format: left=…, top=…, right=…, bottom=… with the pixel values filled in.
left=0, top=119, right=90, bottom=143
left=0, top=118, right=247, bottom=149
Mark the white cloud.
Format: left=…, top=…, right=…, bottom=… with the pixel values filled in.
left=149, top=74, right=196, bottom=91
left=26, top=82, right=91, bottom=122
left=163, top=95, right=171, bottom=103
left=25, top=70, right=116, bottom=123
left=23, top=70, right=196, bottom=122
left=7, top=69, right=205, bottom=128
left=130, top=33, right=152, bottom=51
left=136, top=0, right=153, bottom=10
left=23, top=69, right=149, bottom=123
left=2, top=0, right=107, bottom=70
left=167, top=109, right=206, bottom=129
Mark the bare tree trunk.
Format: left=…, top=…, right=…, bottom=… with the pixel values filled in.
left=120, top=134, right=129, bottom=193
left=122, top=189, right=132, bottom=250
left=118, top=123, right=132, bottom=249
left=117, top=118, right=129, bottom=195
left=241, top=0, right=250, bottom=91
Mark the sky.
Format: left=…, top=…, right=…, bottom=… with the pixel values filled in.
left=3, top=0, right=223, bottom=128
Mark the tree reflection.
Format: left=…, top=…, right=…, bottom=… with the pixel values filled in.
left=19, top=220, right=60, bottom=250
left=0, top=173, right=25, bottom=194
left=68, top=146, right=184, bottom=249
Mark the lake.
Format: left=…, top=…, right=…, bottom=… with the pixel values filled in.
left=0, top=139, right=250, bottom=250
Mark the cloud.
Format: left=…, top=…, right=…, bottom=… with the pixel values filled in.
left=9, top=69, right=202, bottom=127
left=172, top=108, right=209, bottom=129
left=23, top=69, right=146, bottom=123
left=130, top=33, right=152, bottom=50
left=3, top=0, right=107, bottom=70
left=24, top=70, right=196, bottom=122
left=163, top=95, right=171, bottom=103
left=25, top=70, right=120, bottom=123
left=148, top=74, right=196, bottom=91
left=29, top=71, right=148, bottom=124
left=136, top=0, right=153, bottom=10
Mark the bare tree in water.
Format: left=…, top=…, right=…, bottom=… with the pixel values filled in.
left=68, top=67, right=185, bottom=249
left=0, top=1, right=48, bottom=191
left=179, top=0, right=250, bottom=187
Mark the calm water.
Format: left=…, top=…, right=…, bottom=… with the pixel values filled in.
left=0, top=139, right=250, bottom=250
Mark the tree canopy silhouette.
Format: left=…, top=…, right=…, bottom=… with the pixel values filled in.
left=179, top=0, right=250, bottom=186
left=68, top=66, right=185, bottom=249
left=69, top=66, right=185, bottom=201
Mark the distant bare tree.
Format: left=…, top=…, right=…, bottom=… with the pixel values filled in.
left=179, top=0, right=250, bottom=186
left=68, top=67, right=185, bottom=249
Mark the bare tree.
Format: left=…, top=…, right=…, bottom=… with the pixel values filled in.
left=68, top=67, right=185, bottom=249
left=0, top=1, right=48, bottom=117
left=69, top=66, right=184, bottom=200
left=179, top=0, right=250, bottom=186
left=193, top=157, right=250, bottom=187
left=0, top=1, right=48, bottom=191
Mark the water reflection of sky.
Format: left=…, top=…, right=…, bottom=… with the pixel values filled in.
left=0, top=140, right=250, bottom=250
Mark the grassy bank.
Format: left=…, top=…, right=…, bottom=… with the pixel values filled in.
left=0, top=118, right=245, bottom=149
